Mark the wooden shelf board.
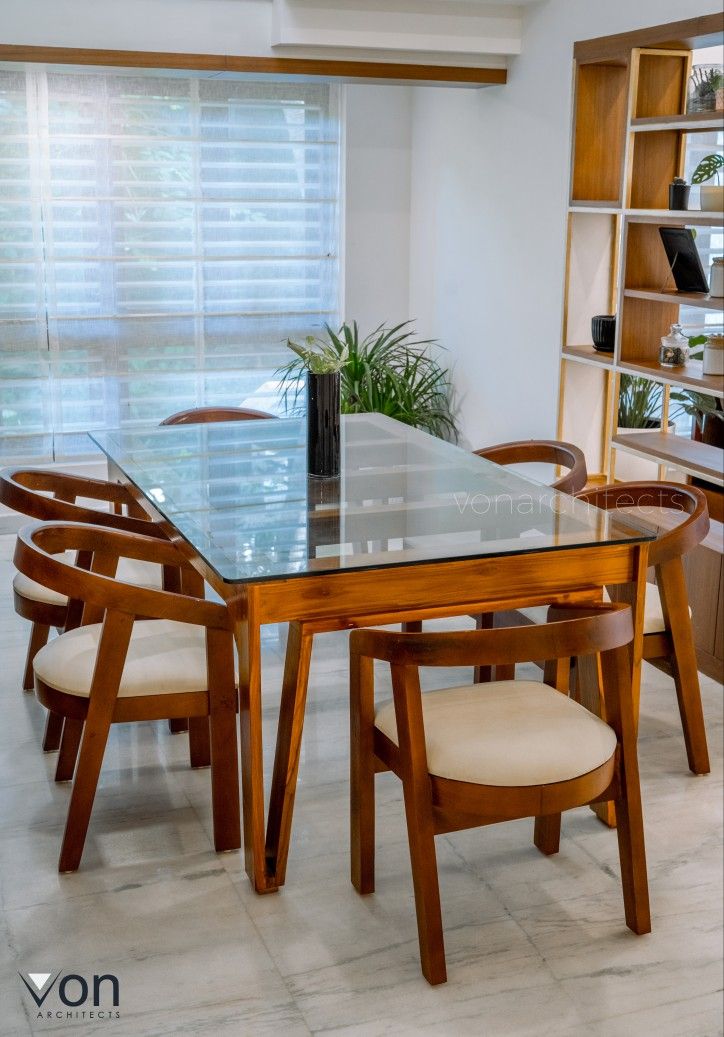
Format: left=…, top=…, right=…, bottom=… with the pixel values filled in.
left=562, top=344, right=614, bottom=367
left=611, top=431, right=724, bottom=485
left=570, top=200, right=622, bottom=211
left=618, top=358, right=724, bottom=398
left=625, top=209, right=724, bottom=226
left=630, top=112, right=724, bottom=133
left=623, top=287, right=723, bottom=310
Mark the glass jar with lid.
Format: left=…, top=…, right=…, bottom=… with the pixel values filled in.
left=659, top=324, right=689, bottom=368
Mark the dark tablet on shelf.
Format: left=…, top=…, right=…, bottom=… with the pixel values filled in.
left=658, top=227, right=710, bottom=294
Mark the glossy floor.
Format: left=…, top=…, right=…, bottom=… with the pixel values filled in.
left=0, top=533, right=721, bottom=1037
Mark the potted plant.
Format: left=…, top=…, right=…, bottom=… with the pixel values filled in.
left=687, top=65, right=724, bottom=112
left=277, top=321, right=459, bottom=442
left=671, top=389, right=724, bottom=449
left=615, top=374, right=673, bottom=481
left=692, top=153, right=724, bottom=212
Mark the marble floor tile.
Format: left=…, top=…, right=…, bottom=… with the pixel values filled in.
left=0, top=533, right=721, bottom=1036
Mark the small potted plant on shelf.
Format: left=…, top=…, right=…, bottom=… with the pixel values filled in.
left=687, top=65, right=724, bottom=113
left=692, top=153, right=724, bottom=212
left=277, top=321, right=459, bottom=442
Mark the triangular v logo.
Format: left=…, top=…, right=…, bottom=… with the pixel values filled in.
left=18, top=971, right=62, bottom=1007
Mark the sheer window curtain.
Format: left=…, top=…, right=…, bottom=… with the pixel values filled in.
left=0, top=66, right=341, bottom=463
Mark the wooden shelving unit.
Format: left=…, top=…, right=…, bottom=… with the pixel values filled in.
left=558, top=13, right=724, bottom=680
left=558, top=12, right=724, bottom=486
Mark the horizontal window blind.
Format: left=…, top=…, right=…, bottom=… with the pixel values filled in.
left=0, top=67, right=340, bottom=462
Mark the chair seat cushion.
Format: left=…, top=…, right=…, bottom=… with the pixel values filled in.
left=603, top=583, right=689, bottom=635
left=13, top=555, right=163, bottom=608
left=374, top=680, right=618, bottom=787
left=33, top=620, right=219, bottom=698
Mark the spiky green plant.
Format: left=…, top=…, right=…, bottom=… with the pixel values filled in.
left=276, top=321, right=458, bottom=441
left=618, top=375, right=664, bottom=429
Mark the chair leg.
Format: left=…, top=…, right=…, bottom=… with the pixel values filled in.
left=533, top=814, right=561, bottom=856
left=168, top=717, right=189, bottom=733
left=600, top=645, right=651, bottom=936
left=474, top=613, right=493, bottom=684
left=55, top=719, right=83, bottom=782
left=58, top=611, right=132, bottom=873
left=351, top=653, right=376, bottom=896
left=58, top=711, right=114, bottom=873
left=188, top=717, right=211, bottom=768
left=42, top=710, right=64, bottom=752
left=265, top=622, right=314, bottom=886
left=400, top=772, right=447, bottom=985
left=495, top=664, right=516, bottom=680
left=657, top=560, right=710, bottom=775
left=615, top=763, right=651, bottom=936
left=207, top=629, right=241, bottom=853
left=23, top=622, right=49, bottom=691
left=402, top=620, right=422, bottom=633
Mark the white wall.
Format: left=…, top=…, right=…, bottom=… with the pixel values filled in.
left=408, top=0, right=723, bottom=448
left=343, top=86, right=412, bottom=332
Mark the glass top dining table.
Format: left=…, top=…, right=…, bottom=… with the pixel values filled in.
left=90, top=413, right=654, bottom=584
left=91, top=412, right=656, bottom=895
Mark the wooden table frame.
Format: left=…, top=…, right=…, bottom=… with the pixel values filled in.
left=111, top=473, right=651, bottom=895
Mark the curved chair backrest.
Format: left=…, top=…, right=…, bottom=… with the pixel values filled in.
left=576, top=481, right=709, bottom=567
left=474, top=439, right=588, bottom=495
left=160, top=406, right=275, bottom=425
left=351, top=601, right=632, bottom=668
left=14, top=521, right=230, bottom=631
left=0, top=467, right=165, bottom=538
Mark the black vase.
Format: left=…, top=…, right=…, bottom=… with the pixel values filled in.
left=307, top=371, right=340, bottom=478
left=591, top=315, right=616, bottom=353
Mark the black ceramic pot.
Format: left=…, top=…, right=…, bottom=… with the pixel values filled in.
left=669, top=181, right=691, bottom=211
left=591, top=315, right=616, bottom=353
left=307, top=371, right=341, bottom=478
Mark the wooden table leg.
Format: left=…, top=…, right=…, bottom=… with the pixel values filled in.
left=265, top=621, right=314, bottom=886
left=235, top=599, right=277, bottom=894
left=583, top=545, right=649, bottom=829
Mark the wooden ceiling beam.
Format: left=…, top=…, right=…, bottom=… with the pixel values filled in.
left=0, top=44, right=507, bottom=87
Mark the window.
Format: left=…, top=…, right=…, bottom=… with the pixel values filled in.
left=0, top=66, right=341, bottom=462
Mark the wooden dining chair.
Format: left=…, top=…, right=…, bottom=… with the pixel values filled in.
left=473, top=438, right=588, bottom=495
left=575, top=481, right=710, bottom=776
left=350, top=603, right=649, bottom=984
left=0, top=467, right=170, bottom=750
left=403, top=439, right=589, bottom=668
left=160, top=405, right=275, bottom=425
left=13, top=520, right=240, bottom=873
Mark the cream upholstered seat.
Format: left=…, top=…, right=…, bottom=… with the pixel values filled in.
left=374, top=680, right=618, bottom=787
left=602, top=583, right=690, bottom=635
left=13, top=556, right=163, bottom=607
left=521, top=583, right=689, bottom=636
left=33, top=620, right=234, bottom=698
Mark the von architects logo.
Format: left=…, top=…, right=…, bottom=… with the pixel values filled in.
left=18, top=970, right=120, bottom=1021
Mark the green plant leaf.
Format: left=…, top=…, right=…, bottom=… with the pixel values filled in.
left=691, top=153, right=724, bottom=185
left=274, top=321, right=459, bottom=440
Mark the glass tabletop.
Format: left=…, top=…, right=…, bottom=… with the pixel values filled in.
left=90, top=414, right=655, bottom=584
